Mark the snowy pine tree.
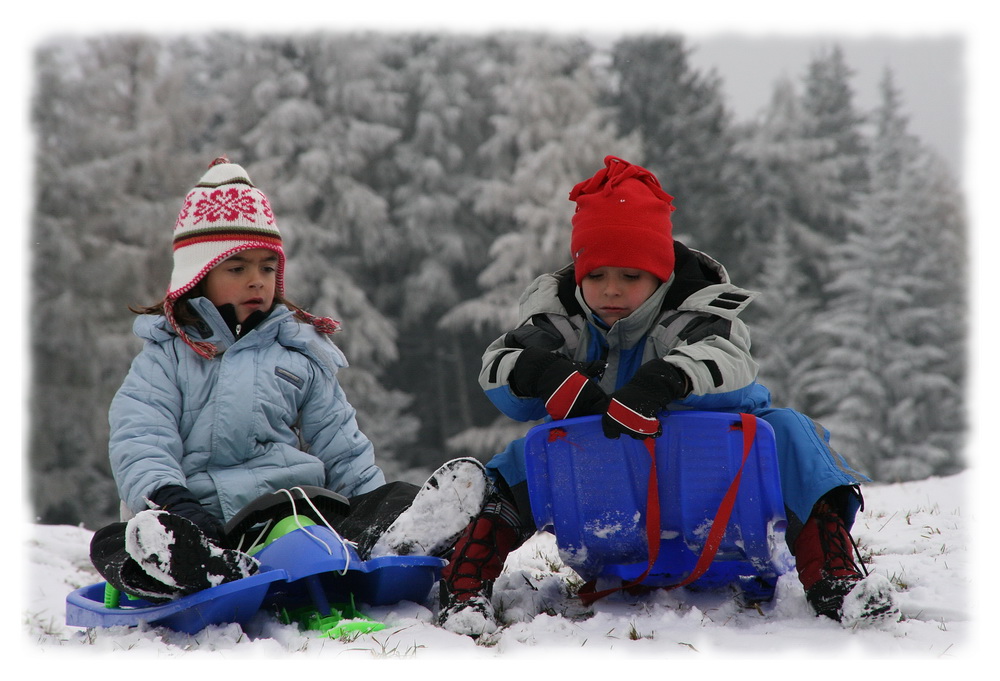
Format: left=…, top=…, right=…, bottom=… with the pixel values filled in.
left=745, top=222, right=824, bottom=409
left=440, top=36, right=631, bottom=335
left=734, top=77, right=844, bottom=416
left=805, top=71, right=965, bottom=480
left=796, top=45, right=871, bottom=293
left=31, top=36, right=213, bottom=526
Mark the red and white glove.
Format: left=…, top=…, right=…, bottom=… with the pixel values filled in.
left=510, top=347, right=609, bottom=420
left=602, top=359, right=690, bottom=439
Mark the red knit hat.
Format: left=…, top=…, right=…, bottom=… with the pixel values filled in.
left=569, top=156, right=676, bottom=285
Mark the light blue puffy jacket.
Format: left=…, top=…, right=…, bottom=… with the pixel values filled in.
left=109, top=297, right=385, bottom=524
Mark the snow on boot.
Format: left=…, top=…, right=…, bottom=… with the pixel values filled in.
left=370, top=457, right=491, bottom=558
left=840, top=573, right=899, bottom=626
left=437, top=490, right=528, bottom=637
left=793, top=496, right=895, bottom=623
left=125, top=510, right=258, bottom=595
left=438, top=592, right=499, bottom=637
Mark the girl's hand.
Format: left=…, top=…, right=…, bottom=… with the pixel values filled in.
left=150, top=485, right=225, bottom=544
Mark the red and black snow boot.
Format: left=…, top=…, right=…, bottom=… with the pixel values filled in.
left=794, top=489, right=873, bottom=621
left=437, top=490, right=530, bottom=636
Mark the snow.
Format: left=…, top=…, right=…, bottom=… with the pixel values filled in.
left=18, top=470, right=987, bottom=673
left=123, top=511, right=182, bottom=588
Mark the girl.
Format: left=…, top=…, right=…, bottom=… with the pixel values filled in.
left=437, top=156, right=897, bottom=635
left=90, top=158, right=487, bottom=602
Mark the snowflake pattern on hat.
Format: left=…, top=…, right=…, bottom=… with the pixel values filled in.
left=191, top=187, right=265, bottom=225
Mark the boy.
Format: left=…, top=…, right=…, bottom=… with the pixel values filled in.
left=438, top=156, right=896, bottom=635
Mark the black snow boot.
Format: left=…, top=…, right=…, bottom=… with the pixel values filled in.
left=125, top=510, right=258, bottom=597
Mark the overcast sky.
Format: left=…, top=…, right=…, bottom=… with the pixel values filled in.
left=686, top=35, right=965, bottom=179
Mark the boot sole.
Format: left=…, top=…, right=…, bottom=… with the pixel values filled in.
left=370, top=458, right=490, bottom=557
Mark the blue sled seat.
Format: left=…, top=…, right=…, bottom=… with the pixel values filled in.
left=524, top=411, right=789, bottom=601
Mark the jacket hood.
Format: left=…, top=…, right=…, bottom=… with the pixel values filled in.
left=133, top=298, right=283, bottom=347
left=132, top=298, right=347, bottom=374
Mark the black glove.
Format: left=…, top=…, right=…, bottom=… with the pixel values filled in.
left=603, top=359, right=690, bottom=439
left=150, top=484, right=225, bottom=543
left=509, top=347, right=609, bottom=420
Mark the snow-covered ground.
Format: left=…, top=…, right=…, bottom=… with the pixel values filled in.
left=19, top=469, right=985, bottom=673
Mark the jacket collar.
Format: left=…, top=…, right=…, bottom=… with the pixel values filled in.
left=134, top=298, right=290, bottom=353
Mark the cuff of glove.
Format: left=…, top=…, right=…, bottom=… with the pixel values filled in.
left=149, top=484, right=199, bottom=510
left=606, top=398, right=662, bottom=435
left=544, top=371, right=591, bottom=420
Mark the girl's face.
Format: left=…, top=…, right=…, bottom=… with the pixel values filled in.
left=202, top=248, right=279, bottom=323
left=580, top=266, right=660, bottom=327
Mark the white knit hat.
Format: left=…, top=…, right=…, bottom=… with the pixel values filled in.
left=163, top=157, right=285, bottom=359
left=163, top=157, right=340, bottom=359
left=168, top=157, right=285, bottom=299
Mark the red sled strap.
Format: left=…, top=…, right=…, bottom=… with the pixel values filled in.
left=578, top=413, right=757, bottom=605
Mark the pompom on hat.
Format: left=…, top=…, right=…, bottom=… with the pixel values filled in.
left=164, top=157, right=338, bottom=359
left=569, top=155, right=676, bottom=285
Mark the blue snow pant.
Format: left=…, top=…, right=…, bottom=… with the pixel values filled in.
left=485, top=406, right=870, bottom=548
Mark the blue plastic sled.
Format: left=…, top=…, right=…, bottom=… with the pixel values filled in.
left=65, top=523, right=446, bottom=635
left=525, top=411, right=789, bottom=601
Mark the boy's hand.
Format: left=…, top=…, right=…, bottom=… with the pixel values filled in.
left=510, top=347, right=609, bottom=420
left=603, top=359, right=690, bottom=439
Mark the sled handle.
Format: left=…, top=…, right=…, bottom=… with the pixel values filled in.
left=103, top=583, right=120, bottom=608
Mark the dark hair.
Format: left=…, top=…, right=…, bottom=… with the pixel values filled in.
left=130, top=287, right=310, bottom=327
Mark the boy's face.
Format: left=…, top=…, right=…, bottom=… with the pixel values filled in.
left=580, top=266, right=660, bottom=327
left=202, top=248, right=278, bottom=323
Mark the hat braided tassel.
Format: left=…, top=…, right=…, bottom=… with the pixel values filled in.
left=293, top=308, right=342, bottom=335
left=164, top=298, right=218, bottom=360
